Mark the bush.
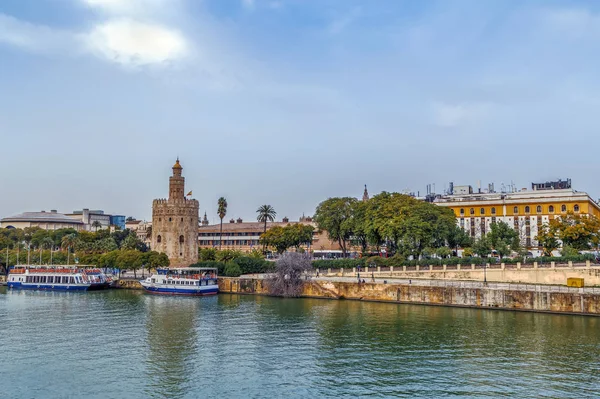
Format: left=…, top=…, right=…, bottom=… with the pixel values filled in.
left=190, top=260, right=224, bottom=275
left=233, top=257, right=273, bottom=274
left=224, top=262, right=242, bottom=277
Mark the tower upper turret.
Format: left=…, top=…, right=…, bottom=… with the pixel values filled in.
left=169, top=158, right=185, bottom=200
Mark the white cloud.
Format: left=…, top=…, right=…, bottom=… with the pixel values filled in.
left=0, top=13, right=74, bottom=53
left=432, top=102, right=491, bottom=128
left=80, top=0, right=171, bottom=15
left=329, top=7, right=361, bottom=35
left=83, top=18, right=187, bottom=66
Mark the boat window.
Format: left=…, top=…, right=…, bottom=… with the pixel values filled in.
left=151, top=279, right=155, bottom=283
left=70, top=277, right=74, bottom=284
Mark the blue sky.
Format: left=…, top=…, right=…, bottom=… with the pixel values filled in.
left=1, top=0, right=600, bottom=223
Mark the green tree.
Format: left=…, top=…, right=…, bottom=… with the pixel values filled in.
left=224, top=261, right=242, bottom=277
left=149, top=251, right=170, bottom=269
left=61, top=233, right=79, bottom=265
left=217, top=197, right=228, bottom=250
left=256, top=204, right=277, bottom=234
left=435, top=246, right=452, bottom=259
left=349, top=200, right=369, bottom=253
left=314, top=197, right=357, bottom=257
left=487, top=221, right=520, bottom=258
left=199, top=247, right=217, bottom=261
left=472, top=236, right=492, bottom=257
left=92, top=220, right=102, bottom=232
left=117, top=250, right=142, bottom=278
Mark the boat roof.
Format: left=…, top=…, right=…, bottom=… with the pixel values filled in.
left=161, top=267, right=217, bottom=271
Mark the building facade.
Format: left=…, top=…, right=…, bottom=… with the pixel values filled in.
left=434, top=181, right=600, bottom=254
left=1, top=210, right=84, bottom=230
left=198, top=216, right=345, bottom=255
left=152, top=159, right=199, bottom=266
left=66, top=209, right=126, bottom=231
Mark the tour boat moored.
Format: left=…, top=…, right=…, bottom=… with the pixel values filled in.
left=7, top=265, right=111, bottom=291
left=140, top=267, right=218, bottom=296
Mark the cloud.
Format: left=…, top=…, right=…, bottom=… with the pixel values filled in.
left=0, top=13, right=74, bottom=53
left=329, top=7, right=362, bottom=35
left=432, top=102, right=491, bottom=128
left=242, top=0, right=255, bottom=9
left=80, top=0, right=172, bottom=15
left=83, top=18, right=187, bottom=66
left=540, top=8, right=600, bottom=38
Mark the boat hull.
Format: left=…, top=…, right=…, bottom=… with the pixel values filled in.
left=7, top=282, right=90, bottom=291
left=141, top=285, right=218, bottom=296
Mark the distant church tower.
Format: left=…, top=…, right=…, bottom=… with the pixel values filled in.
left=362, top=185, right=369, bottom=202
left=152, top=159, right=199, bottom=266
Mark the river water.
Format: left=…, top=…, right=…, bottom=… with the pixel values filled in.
left=1, top=287, right=599, bottom=398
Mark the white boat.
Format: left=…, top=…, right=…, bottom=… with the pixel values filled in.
left=7, top=265, right=111, bottom=291
left=140, top=267, right=218, bottom=296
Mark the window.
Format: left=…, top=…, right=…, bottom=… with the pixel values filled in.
left=157, top=235, right=162, bottom=243
left=169, top=217, right=172, bottom=222
left=491, top=207, right=496, bottom=215
left=480, top=208, right=485, bottom=215
left=513, top=206, right=518, bottom=214
left=470, top=208, right=474, bottom=215
left=525, top=206, right=530, bottom=214
left=549, top=205, right=554, bottom=213
left=574, top=205, right=580, bottom=212
left=561, top=204, right=567, bottom=212
left=179, top=235, right=184, bottom=243
left=181, top=217, right=183, bottom=222
left=460, top=208, right=465, bottom=215
left=536, top=205, right=542, bottom=213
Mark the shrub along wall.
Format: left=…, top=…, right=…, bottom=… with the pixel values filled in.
left=312, top=254, right=596, bottom=270
left=190, top=257, right=274, bottom=277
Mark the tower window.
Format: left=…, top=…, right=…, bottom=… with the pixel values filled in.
left=169, top=217, right=172, bottom=222
left=561, top=204, right=567, bottom=212
left=181, top=218, right=183, bottom=222
left=159, top=218, right=161, bottom=222
left=536, top=205, right=542, bottom=213
left=179, top=235, right=184, bottom=243
left=157, top=235, right=162, bottom=243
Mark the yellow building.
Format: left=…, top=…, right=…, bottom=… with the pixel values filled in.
left=434, top=182, right=600, bottom=254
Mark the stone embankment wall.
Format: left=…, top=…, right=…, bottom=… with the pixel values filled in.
left=317, top=262, right=600, bottom=286
left=115, top=279, right=143, bottom=289
left=218, top=277, right=600, bottom=316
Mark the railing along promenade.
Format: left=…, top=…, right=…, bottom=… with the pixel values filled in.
left=311, top=260, right=600, bottom=286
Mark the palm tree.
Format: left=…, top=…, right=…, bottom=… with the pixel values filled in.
left=92, top=220, right=102, bottom=232
left=217, top=197, right=228, bottom=250
left=42, top=237, right=54, bottom=265
left=257, top=205, right=276, bottom=253
left=257, top=205, right=277, bottom=234
left=61, top=233, right=78, bottom=265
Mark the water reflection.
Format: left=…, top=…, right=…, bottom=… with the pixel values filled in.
left=144, top=296, right=199, bottom=399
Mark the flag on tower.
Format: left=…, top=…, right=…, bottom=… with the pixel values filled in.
left=187, top=191, right=192, bottom=197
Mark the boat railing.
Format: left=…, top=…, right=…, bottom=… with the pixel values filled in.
left=164, top=274, right=217, bottom=280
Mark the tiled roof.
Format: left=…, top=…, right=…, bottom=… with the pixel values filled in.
left=1, top=211, right=84, bottom=224
left=198, top=221, right=315, bottom=233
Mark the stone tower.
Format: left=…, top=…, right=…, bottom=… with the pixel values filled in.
left=362, top=185, right=369, bottom=202
left=152, top=159, right=199, bottom=266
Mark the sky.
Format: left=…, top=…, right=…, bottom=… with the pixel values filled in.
left=1, top=0, right=600, bottom=224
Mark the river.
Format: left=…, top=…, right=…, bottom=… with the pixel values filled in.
left=1, top=287, right=598, bottom=398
